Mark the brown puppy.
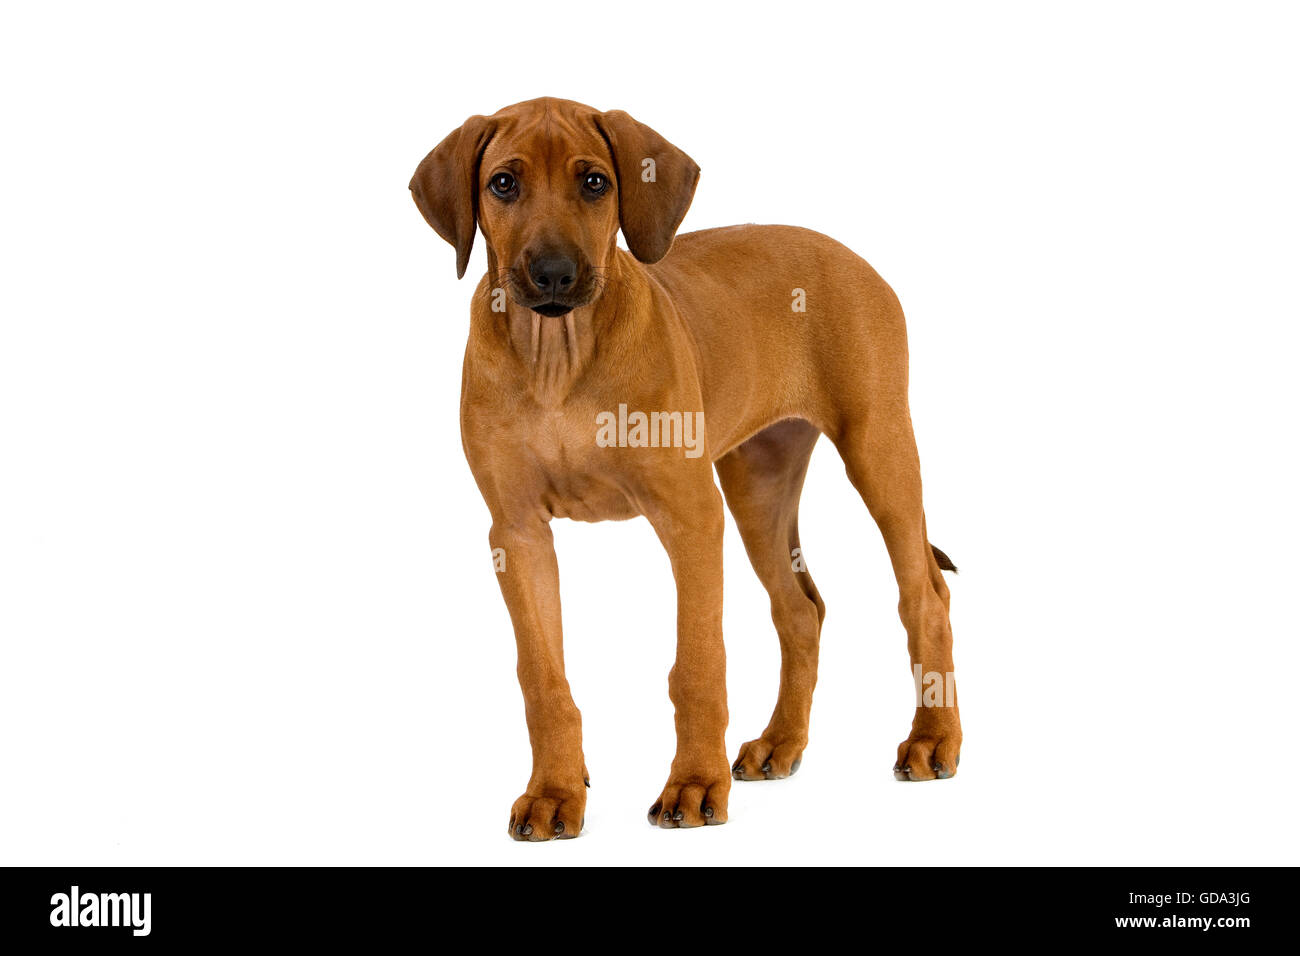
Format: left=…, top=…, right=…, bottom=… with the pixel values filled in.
left=410, top=97, right=960, bottom=841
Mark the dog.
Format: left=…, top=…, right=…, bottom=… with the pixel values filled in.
left=410, top=97, right=960, bottom=840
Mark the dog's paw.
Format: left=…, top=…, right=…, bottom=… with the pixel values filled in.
left=508, top=788, right=586, bottom=842
left=648, top=773, right=730, bottom=829
left=731, top=734, right=805, bottom=781
left=893, top=733, right=961, bottom=781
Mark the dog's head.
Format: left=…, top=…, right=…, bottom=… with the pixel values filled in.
left=410, top=97, right=699, bottom=316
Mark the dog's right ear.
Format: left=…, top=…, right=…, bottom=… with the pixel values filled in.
left=409, top=115, right=494, bottom=279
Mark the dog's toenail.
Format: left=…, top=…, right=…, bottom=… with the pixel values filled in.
left=761, top=762, right=771, bottom=773
left=704, top=806, right=714, bottom=818
left=518, top=823, right=532, bottom=836
left=731, top=762, right=743, bottom=772
left=584, top=777, right=590, bottom=788
left=554, top=821, right=565, bottom=834
left=662, top=811, right=672, bottom=822
left=672, top=810, right=684, bottom=821
left=791, top=758, right=802, bottom=774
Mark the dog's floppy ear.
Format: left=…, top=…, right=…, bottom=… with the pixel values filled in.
left=596, top=110, right=700, bottom=264
left=410, top=115, right=495, bottom=279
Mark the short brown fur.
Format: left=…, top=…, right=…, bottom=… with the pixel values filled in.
left=411, top=98, right=961, bottom=841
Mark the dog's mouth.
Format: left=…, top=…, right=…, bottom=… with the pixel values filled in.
left=509, top=266, right=598, bottom=317
left=515, top=286, right=597, bottom=318
left=531, top=302, right=574, bottom=318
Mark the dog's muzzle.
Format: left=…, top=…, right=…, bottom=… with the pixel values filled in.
left=516, top=252, right=592, bottom=316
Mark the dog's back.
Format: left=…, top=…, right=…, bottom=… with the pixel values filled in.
left=646, top=224, right=910, bottom=455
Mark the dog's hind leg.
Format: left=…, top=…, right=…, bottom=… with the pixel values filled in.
left=833, top=414, right=962, bottom=781
left=717, top=418, right=825, bottom=781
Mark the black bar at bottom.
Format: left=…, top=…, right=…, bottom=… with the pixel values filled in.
left=0, top=866, right=1285, bottom=945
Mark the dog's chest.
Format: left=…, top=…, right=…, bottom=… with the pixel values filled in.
left=518, top=404, right=640, bottom=522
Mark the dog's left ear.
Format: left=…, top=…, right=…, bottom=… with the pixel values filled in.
left=410, top=114, right=495, bottom=279
left=596, top=110, right=700, bottom=264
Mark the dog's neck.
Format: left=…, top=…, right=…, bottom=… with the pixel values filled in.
left=497, top=249, right=650, bottom=407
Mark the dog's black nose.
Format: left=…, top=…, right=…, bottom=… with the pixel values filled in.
left=530, top=256, right=577, bottom=290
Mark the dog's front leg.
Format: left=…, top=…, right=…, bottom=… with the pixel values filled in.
left=644, top=488, right=731, bottom=828
left=491, top=519, right=587, bottom=841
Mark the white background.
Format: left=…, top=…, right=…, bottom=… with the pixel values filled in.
left=2, top=1, right=1297, bottom=866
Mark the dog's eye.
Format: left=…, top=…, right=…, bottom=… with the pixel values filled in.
left=489, top=172, right=518, bottom=199
left=582, top=172, right=609, bottom=196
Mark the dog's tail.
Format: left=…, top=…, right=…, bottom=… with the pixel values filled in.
left=930, top=543, right=958, bottom=574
